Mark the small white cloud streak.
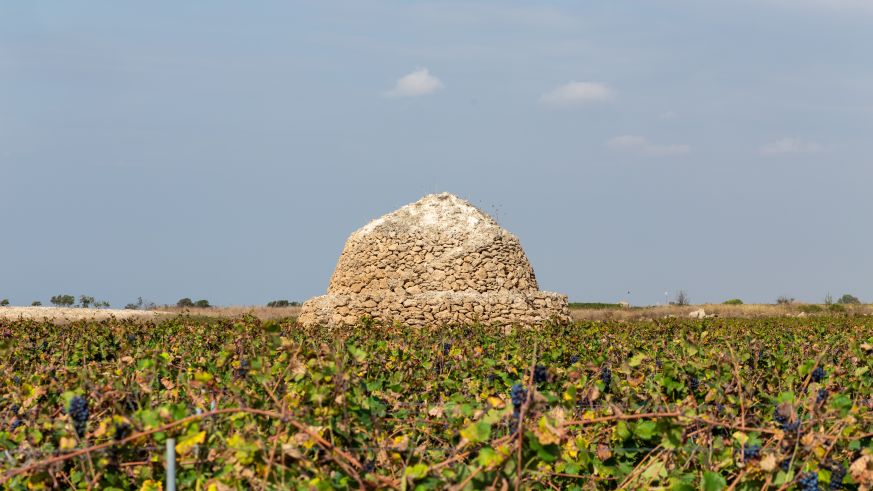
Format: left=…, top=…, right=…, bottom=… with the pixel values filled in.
left=606, top=135, right=691, bottom=156
left=760, top=137, right=823, bottom=155
left=383, top=68, right=444, bottom=98
left=607, top=135, right=648, bottom=150
left=541, top=81, right=613, bottom=106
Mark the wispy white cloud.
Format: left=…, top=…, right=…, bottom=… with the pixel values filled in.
left=540, top=82, right=613, bottom=106
left=607, top=135, right=648, bottom=150
left=606, top=135, right=691, bottom=156
left=760, top=137, right=823, bottom=155
left=383, top=68, right=443, bottom=98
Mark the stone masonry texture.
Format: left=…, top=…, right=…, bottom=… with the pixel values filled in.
left=299, top=193, right=570, bottom=326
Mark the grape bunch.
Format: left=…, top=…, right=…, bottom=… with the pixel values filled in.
left=829, top=463, right=845, bottom=490
left=533, top=365, right=548, bottom=384
left=812, top=366, right=826, bottom=383
left=235, top=359, right=249, bottom=378
left=689, top=375, right=700, bottom=392
left=568, top=355, right=580, bottom=365
left=114, top=422, right=131, bottom=441
left=442, top=342, right=451, bottom=356
left=817, top=388, right=829, bottom=405
left=510, top=384, right=527, bottom=409
left=742, top=445, right=761, bottom=460
left=10, top=419, right=23, bottom=431
left=774, top=405, right=799, bottom=432
left=798, top=471, right=818, bottom=491
left=509, top=384, right=526, bottom=435
left=600, top=366, right=612, bottom=393
left=68, top=396, right=89, bottom=438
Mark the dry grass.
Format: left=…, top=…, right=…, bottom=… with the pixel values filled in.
left=569, top=303, right=873, bottom=322
left=3, top=303, right=868, bottom=324
left=158, top=305, right=302, bottom=321
left=0, top=306, right=168, bottom=322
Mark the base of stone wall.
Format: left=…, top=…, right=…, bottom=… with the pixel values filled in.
left=298, top=290, right=571, bottom=327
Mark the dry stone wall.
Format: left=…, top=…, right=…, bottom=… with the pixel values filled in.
left=300, top=291, right=569, bottom=327
left=299, top=193, right=570, bottom=327
left=328, top=231, right=538, bottom=295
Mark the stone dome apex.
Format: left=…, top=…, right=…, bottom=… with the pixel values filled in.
left=328, top=193, right=539, bottom=296
left=299, top=193, right=569, bottom=327
left=352, top=193, right=500, bottom=240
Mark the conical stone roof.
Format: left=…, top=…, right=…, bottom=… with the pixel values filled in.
left=299, top=193, right=569, bottom=327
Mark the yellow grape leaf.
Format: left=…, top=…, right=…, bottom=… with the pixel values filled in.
left=176, top=431, right=206, bottom=455
left=139, top=480, right=163, bottom=491
left=487, top=396, right=505, bottom=409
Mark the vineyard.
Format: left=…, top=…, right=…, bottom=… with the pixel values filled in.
left=1, top=316, right=872, bottom=490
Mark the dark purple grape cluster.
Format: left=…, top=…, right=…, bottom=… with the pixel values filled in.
left=798, top=471, right=818, bottom=491
left=442, top=342, right=451, bottom=356
left=68, top=396, right=89, bottom=438
left=10, top=403, right=19, bottom=415
left=235, top=359, right=249, bottom=378
left=655, top=359, right=663, bottom=369
left=362, top=460, right=376, bottom=474
left=742, top=445, right=760, bottom=459
left=781, top=459, right=791, bottom=471
left=817, top=388, right=829, bottom=404
left=569, top=355, right=580, bottom=365
left=509, top=415, right=519, bottom=435
left=812, top=366, right=825, bottom=383
left=774, top=406, right=799, bottom=432
left=829, top=463, right=845, bottom=490
left=509, top=384, right=526, bottom=435
left=689, top=376, right=700, bottom=392
left=510, top=384, right=526, bottom=409
left=10, top=419, right=23, bottom=431
left=533, top=365, right=548, bottom=384
left=600, top=367, right=612, bottom=393
left=114, top=422, right=131, bottom=441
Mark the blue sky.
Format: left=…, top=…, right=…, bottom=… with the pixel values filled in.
left=1, top=1, right=871, bottom=307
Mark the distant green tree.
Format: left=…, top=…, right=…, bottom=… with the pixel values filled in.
left=194, top=299, right=211, bottom=308
left=0, top=299, right=9, bottom=306
left=675, top=290, right=690, bottom=306
left=824, top=292, right=834, bottom=306
left=50, top=295, right=75, bottom=307
left=837, top=294, right=860, bottom=305
left=722, top=298, right=743, bottom=305
left=776, top=296, right=794, bottom=305
left=79, top=295, right=95, bottom=308
left=177, top=298, right=195, bottom=308
left=31, top=301, right=42, bottom=306
left=267, top=300, right=290, bottom=308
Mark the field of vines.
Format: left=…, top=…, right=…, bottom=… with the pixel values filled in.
left=1, top=315, right=872, bottom=490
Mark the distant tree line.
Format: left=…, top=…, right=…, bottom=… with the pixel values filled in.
left=177, top=298, right=211, bottom=308
left=266, top=300, right=300, bottom=308
left=46, top=294, right=109, bottom=308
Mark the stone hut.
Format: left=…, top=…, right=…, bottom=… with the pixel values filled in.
left=298, top=193, right=570, bottom=327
